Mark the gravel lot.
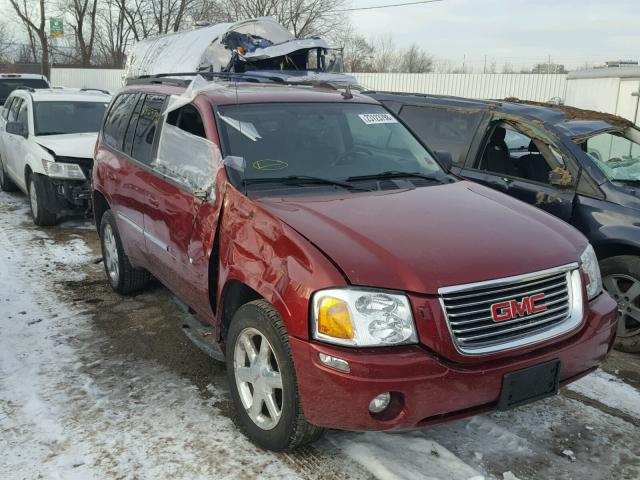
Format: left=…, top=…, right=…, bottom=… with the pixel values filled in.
left=1, top=190, right=639, bottom=480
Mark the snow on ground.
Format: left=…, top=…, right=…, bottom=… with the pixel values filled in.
left=567, top=369, right=640, bottom=419
left=1, top=190, right=640, bottom=480
left=0, top=193, right=301, bottom=479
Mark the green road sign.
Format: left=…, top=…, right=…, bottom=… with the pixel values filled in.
left=49, top=18, right=64, bottom=38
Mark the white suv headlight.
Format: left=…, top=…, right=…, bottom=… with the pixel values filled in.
left=311, top=288, right=418, bottom=347
left=580, top=244, right=602, bottom=300
left=41, top=159, right=86, bottom=180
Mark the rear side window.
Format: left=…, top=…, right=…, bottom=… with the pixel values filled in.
left=131, top=94, right=165, bottom=165
left=8, top=98, right=23, bottom=122
left=398, top=105, right=484, bottom=166
left=16, top=101, right=28, bottom=126
left=2, top=97, right=14, bottom=119
left=103, top=93, right=138, bottom=151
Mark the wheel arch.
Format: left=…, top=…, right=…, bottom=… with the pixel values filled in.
left=593, top=239, right=640, bottom=261
left=92, top=190, right=111, bottom=232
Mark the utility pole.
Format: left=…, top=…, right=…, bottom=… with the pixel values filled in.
left=483, top=55, right=487, bottom=74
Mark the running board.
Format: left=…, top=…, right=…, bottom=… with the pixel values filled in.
left=173, top=297, right=225, bottom=362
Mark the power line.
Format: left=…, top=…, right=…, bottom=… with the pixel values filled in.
left=331, top=0, right=444, bottom=13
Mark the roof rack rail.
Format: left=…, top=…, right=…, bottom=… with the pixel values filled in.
left=125, top=71, right=358, bottom=94
left=80, top=87, right=111, bottom=95
left=14, top=86, right=36, bottom=92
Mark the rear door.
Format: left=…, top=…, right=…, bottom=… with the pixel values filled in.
left=137, top=101, right=222, bottom=320
left=462, top=120, right=577, bottom=222
left=5, top=97, right=29, bottom=188
left=0, top=96, right=15, bottom=174
left=97, top=92, right=147, bottom=264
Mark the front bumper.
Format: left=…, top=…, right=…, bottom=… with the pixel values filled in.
left=290, top=292, right=617, bottom=431
left=40, top=175, right=92, bottom=213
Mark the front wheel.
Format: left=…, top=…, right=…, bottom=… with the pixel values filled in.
left=28, top=174, right=57, bottom=226
left=226, top=300, right=324, bottom=451
left=601, top=255, right=640, bottom=353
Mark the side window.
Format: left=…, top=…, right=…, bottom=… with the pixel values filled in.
left=398, top=105, right=484, bottom=166
left=477, top=123, right=571, bottom=185
left=131, top=94, right=165, bottom=165
left=155, top=104, right=218, bottom=191
left=16, top=100, right=28, bottom=127
left=103, top=93, right=138, bottom=151
left=167, top=104, right=206, bottom=138
left=2, top=97, right=14, bottom=120
left=8, top=98, right=23, bottom=122
left=123, top=94, right=145, bottom=155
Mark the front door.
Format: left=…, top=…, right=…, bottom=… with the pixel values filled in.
left=135, top=100, right=222, bottom=321
left=462, top=121, right=577, bottom=222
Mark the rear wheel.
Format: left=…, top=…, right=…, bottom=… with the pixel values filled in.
left=0, top=156, right=17, bottom=192
left=601, top=255, right=640, bottom=353
left=226, top=300, right=324, bottom=451
left=99, top=209, right=150, bottom=294
left=28, top=174, right=56, bottom=226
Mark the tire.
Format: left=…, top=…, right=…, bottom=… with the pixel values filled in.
left=0, top=155, right=18, bottom=192
left=28, top=173, right=57, bottom=226
left=226, top=300, right=325, bottom=451
left=99, top=209, right=150, bottom=294
left=600, top=255, right=640, bottom=353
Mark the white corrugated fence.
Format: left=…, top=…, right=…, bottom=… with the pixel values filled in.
left=49, top=68, right=569, bottom=102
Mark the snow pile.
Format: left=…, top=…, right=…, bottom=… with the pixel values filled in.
left=567, top=369, right=640, bottom=419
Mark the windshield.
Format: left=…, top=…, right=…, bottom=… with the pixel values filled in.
left=0, top=78, right=48, bottom=104
left=216, top=103, right=445, bottom=192
left=579, top=128, right=640, bottom=182
left=34, top=101, right=108, bottom=136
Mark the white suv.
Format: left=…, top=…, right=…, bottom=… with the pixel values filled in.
left=0, top=87, right=111, bottom=225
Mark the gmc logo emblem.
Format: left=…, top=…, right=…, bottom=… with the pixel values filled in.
left=491, top=293, right=547, bottom=322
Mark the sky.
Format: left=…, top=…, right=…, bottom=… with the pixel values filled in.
left=349, top=0, right=639, bottom=70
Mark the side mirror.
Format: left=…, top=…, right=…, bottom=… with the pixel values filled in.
left=435, top=150, right=453, bottom=172
left=548, top=167, right=574, bottom=187
left=6, top=122, right=28, bottom=138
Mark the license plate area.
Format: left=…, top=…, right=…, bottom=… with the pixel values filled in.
left=498, top=359, right=560, bottom=410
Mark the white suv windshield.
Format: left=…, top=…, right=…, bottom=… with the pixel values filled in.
left=34, top=101, right=108, bottom=136
left=217, top=103, right=445, bottom=189
left=581, top=128, right=640, bottom=182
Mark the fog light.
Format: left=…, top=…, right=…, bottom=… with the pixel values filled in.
left=318, top=353, right=350, bottom=373
left=368, top=392, right=391, bottom=414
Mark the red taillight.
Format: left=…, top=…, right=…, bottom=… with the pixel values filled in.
left=0, top=74, right=21, bottom=78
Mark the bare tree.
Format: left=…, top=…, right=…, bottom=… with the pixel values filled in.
left=0, top=22, right=16, bottom=63
left=9, top=0, right=50, bottom=77
left=398, top=43, right=433, bottom=73
left=501, top=62, right=514, bottom=74
left=62, top=0, right=99, bottom=66
left=368, top=36, right=398, bottom=73
left=95, top=0, right=132, bottom=67
left=218, top=0, right=345, bottom=37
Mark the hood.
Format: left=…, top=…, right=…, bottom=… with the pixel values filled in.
left=257, top=181, right=587, bottom=294
left=34, top=132, right=97, bottom=159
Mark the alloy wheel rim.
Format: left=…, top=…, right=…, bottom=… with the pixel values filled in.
left=102, top=224, right=120, bottom=284
left=29, top=180, right=38, bottom=219
left=603, top=274, right=640, bottom=338
left=233, top=327, right=284, bottom=430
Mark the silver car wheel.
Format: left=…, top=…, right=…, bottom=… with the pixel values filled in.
left=233, top=327, right=284, bottom=430
left=603, top=274, right=640, bottom=338
left=29, top=179, right=38, bottom=219
left=102, top=224, right=120, bottom=284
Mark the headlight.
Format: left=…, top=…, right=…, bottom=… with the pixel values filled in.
left=312, top=288, right=418, bottom=347
left=41, top=159, right=86, bottom=180
left=580, top=244, right=602, bottom=300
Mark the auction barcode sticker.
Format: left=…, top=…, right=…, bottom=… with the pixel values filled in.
left=358, top=113, right=398, bottom=125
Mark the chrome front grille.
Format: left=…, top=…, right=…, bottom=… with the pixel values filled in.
left=439, top=264, right=583, bottom=355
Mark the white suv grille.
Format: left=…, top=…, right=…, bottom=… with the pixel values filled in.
left=439, top=264, right=584, bottom=355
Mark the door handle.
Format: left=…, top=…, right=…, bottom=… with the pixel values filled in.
left=502, top=177, right=513, bottom=185
left=147, top=196, right=159, bottom=208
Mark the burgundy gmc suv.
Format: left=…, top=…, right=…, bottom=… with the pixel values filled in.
left=92, top=76, right=618, bottom=451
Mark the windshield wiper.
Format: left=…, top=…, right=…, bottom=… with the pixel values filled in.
left=243, top=175, right=372, bottom=191
left=347, top=170, right=444, bottom=183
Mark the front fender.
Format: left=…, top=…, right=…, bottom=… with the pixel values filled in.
left=216, top=186, right=347, bottom=339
